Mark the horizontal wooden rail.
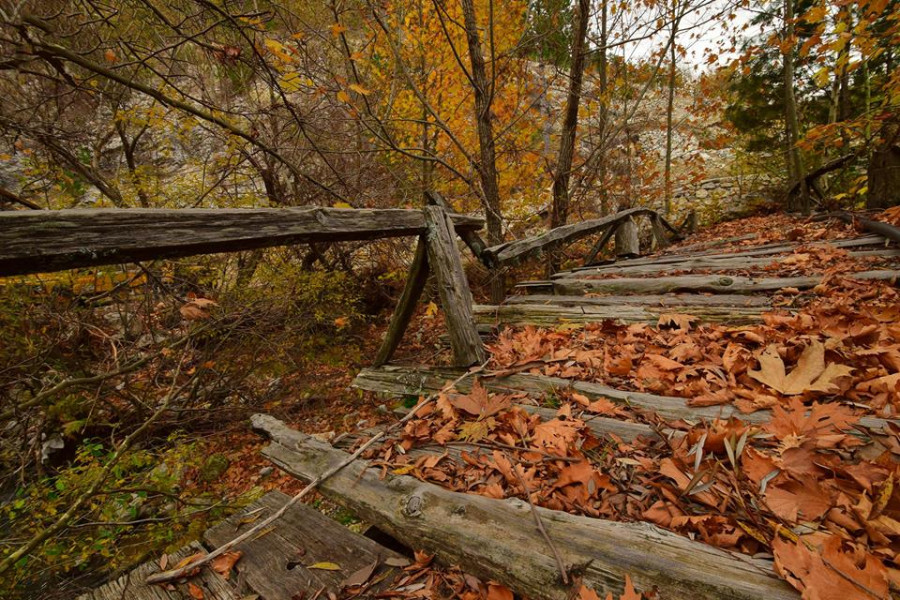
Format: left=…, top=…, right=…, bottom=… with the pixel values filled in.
left=0, top=207, right=484, bottom=277
left=482, top=207, right=681, bottom=267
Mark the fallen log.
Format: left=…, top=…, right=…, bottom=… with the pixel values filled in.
left=552, top=269, right=900, bottom=296
left=253, top=414, right=799, bottom=600
left=473, top=303, right=767, bottom=326
left=352, top=365, right=893, bottom=431
left=0, top=207, right=484, bottom=276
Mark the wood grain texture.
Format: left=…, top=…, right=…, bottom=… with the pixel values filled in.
left=482, top=208, right=659, bottom=266
left=424, top=206, right=486, bottom=366
left=473, top=302, right=766, bottom=326
left=76, top=542, right=238, bottom=600
left=552, top=269, right=900, bottom=296
left=614, top=216, right=640, bottom=257
left=505, top=293, right=771, bottom=307
left=252, top=414, right=799, bottom=600
left=0, top=207, right=483, bottom=276
left=203, top=491, right=402, bottom=600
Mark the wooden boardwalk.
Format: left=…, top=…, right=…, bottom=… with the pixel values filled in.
left=78, top=491, right=403, bottom=600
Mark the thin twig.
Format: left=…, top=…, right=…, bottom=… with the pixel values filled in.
left=508, top=452, right=569, bottom=585
left=145, top=360, right=490, bottom=585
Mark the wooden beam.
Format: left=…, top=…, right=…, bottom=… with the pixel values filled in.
left=425, top=191, right=490, bottom=264
left=252, top=414, right=799, bottom=600
left=482, top=207, right=659, bottom=267
left=424, top=206, right=486, bottom=366
left=582, top=222, right=617, bottom=266
left=614, top=216, right=640, bottom=257
left=552, top=270, right=900, bottom=296
left=473, top=302, right=767, bottom=326
left=0, top=207, right=484, bottom=277
left=352, top=365, right=893, bottom=431
left=506, top=293, right=771, bottom=308
left=374, top=236, right=430, bottom=367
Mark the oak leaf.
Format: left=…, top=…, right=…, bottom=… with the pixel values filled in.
left=748, top=341, right=853, bottom=395
left=210, top=551, right=242, bottom=580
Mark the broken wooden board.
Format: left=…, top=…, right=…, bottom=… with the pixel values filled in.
left=473, top=302, right=767, bottom=326
left=76, top=541, right=238, bottom=600
left=252, top=414, right=799, bottom=600
left=203, top=490, right=404, bottom=600
left=351, top=365, right=893, bottom=431
left=0, top=207, right=483, bottom=276
left=551, top=269, right=900, bottom=296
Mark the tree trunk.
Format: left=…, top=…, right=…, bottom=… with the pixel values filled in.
left=783, top=0, right=810, bottom=213
left=664, top=8, right=682, bottom=217
left=867, top=126, right=900, bottom=209
left=550, top=0, right=590, bottom=232
left=597, top=0, right=609, bottom=215
left=459, top=0, right=505, bottom=303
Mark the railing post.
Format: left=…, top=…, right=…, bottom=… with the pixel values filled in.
left=423, top=206, right=486, bottom=366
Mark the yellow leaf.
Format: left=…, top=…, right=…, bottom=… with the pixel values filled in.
left=264, top=39, right=294, bottom=63
left=336, top=90, right=350, bottom=103
left=330, top=23, right=347, bottom=37
left=424, top=301, right=438, bottom=318
left=308, top=562, right=341, bottom=570
left=348, top=83, right=372, bottom=95
left=391, top=464, right=416, bottom=475
left=333, top=201, right=352, bottom=208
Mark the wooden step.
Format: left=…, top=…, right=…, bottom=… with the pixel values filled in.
left=550, top=269, right=900, bottom=296
left=352, top=365, right=894, bottom=431
left=474, top=302, right=767, bottom=327
left=505, top=293, right=771, bottom=308
left=79, top=491, right=403, bottom=600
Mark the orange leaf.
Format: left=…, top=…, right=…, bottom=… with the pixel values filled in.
left=188, top=582, right=204, bottom=599
left=210, top=551, right=242, bottom=580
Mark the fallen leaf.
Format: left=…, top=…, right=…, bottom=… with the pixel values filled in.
left=748, top=341, right=853, bottom=395
left=188, top=582, right=204, bottom=599
left=341, top=560, right=378, bottom=588
left=308, top=562, right=341, bottom=571
left=211, top=551, right=242, bottom=580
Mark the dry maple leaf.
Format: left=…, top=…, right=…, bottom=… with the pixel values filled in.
left=774, top=535, right=889, bottom=600
left=210, top=550, right=242, bottom=580
left=748, top=341, right=853, bottom=396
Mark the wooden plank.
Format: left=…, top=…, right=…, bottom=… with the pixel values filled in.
left=582, top=222, right=617, bottom=266
left=203, top=491, right=402, bottom=600
left=473, top=302, right=767, bottom=326
left=482, top=207, right=657, bottom=266
left=0, top=207, right=484, bottom=276
left=569, top=235, right=889, bottom=274
left=77, top=542, right=238, bottom=600
left=552, top=269, right=900, bottom=296
left=374, top=236, right=430, bottom=367
left=351, top=365, right=894, bottom=431
left=555, top=248, right=900, bottom=278
left=424, top=206, right=486, bottom=366
left=648, top=214, right=671, bottom=249
left=506, top=294, right=771, bottom=308
left=252, top=414, right=800, bottom=600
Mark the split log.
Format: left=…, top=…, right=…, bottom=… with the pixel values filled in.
left=253, top=414, right=799, bottom=600
left=374, top=236, right=430, bottom=367
left=614, top=216, right=640, bottom=257
left=552, top=269, right=900, bottom=296
left=473, top=303, right=767, bottom=326
left=424, top=206, right=486, bottom=366
left=0, top=207, right=484, bottom=277
left=482, top=207, right=658, bottom=267
left=555, top=248, right=900, bottom=278
left=352, top=365, right=893, bottom=431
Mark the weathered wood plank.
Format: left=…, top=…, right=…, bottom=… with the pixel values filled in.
left=425, top=191, right=490, bottom=263
left=0, top=207, right=484, bottom=276
left=473, top=302, right=767, bottom=326
left=555, top=248, right=900, bottom=278
left=424, top=206, right=486, bottom=366
left=77, top=542, right=238, bottom=600
left=582, top=222, right=617, bottom=265
left=203, top=491, right=402, bottom=600
left=482, top=208, right=658, bottom=266
left=614, top=215, right=640, bottom=257
left=570, top=235, right=889, bottom=274
left=506, top=293, right=771, bottom=308
left=351, top=365, right=893, bottom=431
left=648, top=214, right=671, bottom=249
left=252, top=414, right=799, bottom=600
left=374, top=236, right=430, bottom=367
left=552, top=269, right=900, bottom=296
